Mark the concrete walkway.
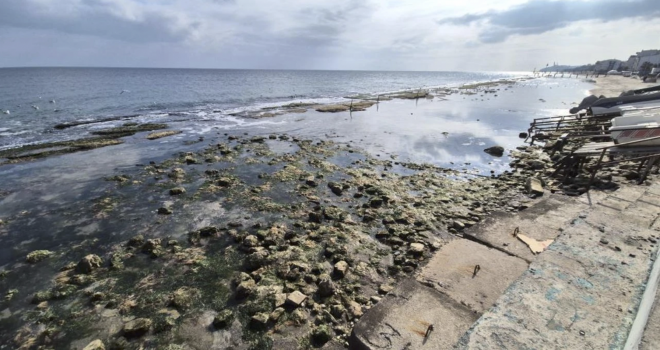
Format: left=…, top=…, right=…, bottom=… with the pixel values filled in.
left=351, top=182, right=660, bottom=349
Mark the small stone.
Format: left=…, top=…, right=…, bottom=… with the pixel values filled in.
left=378, top=284, right=394, bottom=294
left=250, top=313, right=269, bottom=330
left=334, top=261, right=348, bottom=279
left=169, top=187, right=186, bottom=195
left=235, top=279, right=256, bottom=299
left=274, top=293, right=287, bottom=307
left=484, top=146, right=504, bottom=157
left=157, top=207, right=173, bottom=215
left=600, top=239, right=609, bottom=245
left=318, top=274, right=336, bottom=297
left=213, top=309, right=234, bottom=329
left=286, top=291, right=308, bottom=307
left=346, top=300, right=363, bottom=318
left=370, top=296, right=382, bottom=304
left=76, top=254, right=103, bottom=274
left=452, top=220, right=465, bottom=230
left=269, top=307, right=285, bottom=322
left=525, top=177, right=544, bottom=196
left=306, top=176, right=318, bottom=187
left=243, top=235, right=259, bottom=247
left=328, top=182, right=343, bottom=196
left=123, top=318, right=152, bottom=338
left=409, top=243, right=424, bottom=255
left=311, top=325, right=333, bottom=346
left=26, top=250, right=53, bottom=263
left=82, top=339, right=105, bottom=350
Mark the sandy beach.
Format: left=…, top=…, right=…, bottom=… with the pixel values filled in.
left=589, top=75, right=654, bottom=97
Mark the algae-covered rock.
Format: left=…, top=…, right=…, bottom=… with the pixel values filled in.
left=311, top=325, right=333, bottom=346
left=169, top=187, right=186, bottom=195
left=123, top=318, right=152, bottom=338
left=333, top=261, right=348, bottom=279
left=213, top=309, right=234, bottom=329
left=235, top=279, right=256, bottom=299
left=250, top=313, right=269, bottom=330
left=147, top=130, right=182, bottom=140
left=76, top=254, right=102, bottom=274
left=26, top=250, right=53, bottom=263
left=317, top=274, right=336, bottom=297
left=158, top=207, right=173, bottom=215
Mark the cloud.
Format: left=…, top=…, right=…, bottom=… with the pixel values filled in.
left=0, top=0, right=197, bottom=43
left=438, top=0, right=660, bottom=43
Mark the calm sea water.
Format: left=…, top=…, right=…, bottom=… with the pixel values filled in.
left=0, top=68, right=526, bottom=149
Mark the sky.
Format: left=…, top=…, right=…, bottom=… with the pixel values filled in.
left=0, top=0, right=659, bottom=71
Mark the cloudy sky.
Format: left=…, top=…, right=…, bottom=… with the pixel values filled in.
left=0, top=0, right=658, bottom=71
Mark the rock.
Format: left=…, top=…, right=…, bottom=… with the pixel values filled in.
left=484, top=146, right=505, bottom=157
left=26, top=250, right=53, bottom=263
left=525, top=177, right=544, bottom=196
left=274, top=293, right=287, bottom=307
left=184, top=156, right=197, bottom=164
left=346, top=300, right=363, bottom=318
left=243, top=235, right=259, bottom=247
left=76, top=254, right=103, bottom=274
left=170, top=287, right=196, bottom=310
left=286, top=291, right=308, bottom=307
left=82, top=339, right=105, bottom=350
left=213, top=309, right=234, bottom=329
left=141, top=239, right=163, bottom=258
left=269, top=307, right=285, bottom=322
left=168, top=168, right=185, bottom=179
left=217, top=177, right=233, bottom=187
left=409, top=243, right=424, bottom=255
left=519, top=132, right=528, bottom=139
left=370, top=296, right=382, bottom=304
left=127, top=235, right=145, bottom=247
left=291, top=309, right=307, bottom=325
left=378, top=284, right=394, bottom=294
left=245, top=250, right=270, bottom=270
left=123, top=318, right=152, bottom=338
left=157, top=207, right=173, bottom=215
left=311, top=325, right=333, bottom=346
left=318, top=274, right=336, bottom=297
left=334, top=261, right=348, bottom=279
left=236, top=279, right=256, bottom=299
left=250, top=313, right=269, bottom=330
left=169, top=187, right=186, bottom=195
left=331, top=304, right=346, bottom=318
left=452, top=220, right=465, bottom=231
left=328, top=182, right=343, bottom=196
left=305, top=176, right=318, bottom=187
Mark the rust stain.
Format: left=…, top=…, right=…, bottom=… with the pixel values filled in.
left=407, top=319, right=432, bottom=337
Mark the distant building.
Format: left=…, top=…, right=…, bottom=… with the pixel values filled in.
left=594, top=59, right=622, bottom=73
left=624, top=55, right=638, bottom=70
left=635, top=50, right=660, bottom=71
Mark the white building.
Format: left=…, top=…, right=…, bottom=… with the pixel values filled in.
left=624, top=55, right=638, bottom=70
left=594, top=59, right=622, bottom=72
left=635, top=50, right=660, bottom=71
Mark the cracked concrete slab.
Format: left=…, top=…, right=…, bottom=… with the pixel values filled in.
left=417, top=239, right=528, bottom=314
left=350, top=278, right=478, bottom=350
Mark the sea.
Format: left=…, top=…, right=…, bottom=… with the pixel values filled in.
left=0, top=68, right=531, bottom=150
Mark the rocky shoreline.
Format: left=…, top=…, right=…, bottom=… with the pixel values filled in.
left=2, top=76, right=637, bottom=350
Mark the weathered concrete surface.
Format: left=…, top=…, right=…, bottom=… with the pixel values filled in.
left=350, top=278, right=478, bottom=350
left=418, top=239, right=528, bottom=314
left=462, top=194, right=589, bottom=262
left=641, top=284, right=660, bottom=350
left=457, top=183, right=660, bottom=349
